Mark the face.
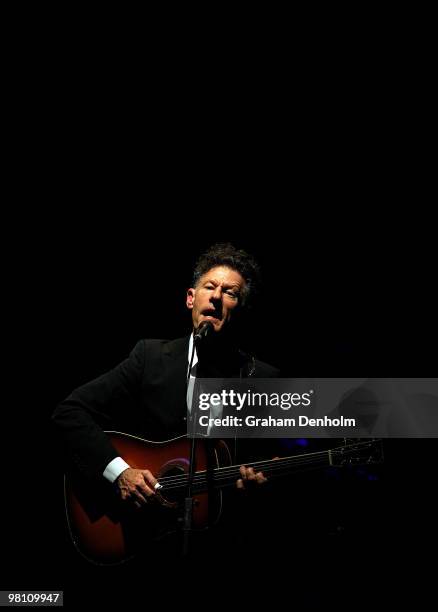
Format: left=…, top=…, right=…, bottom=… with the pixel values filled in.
left=186, top=266, right=246, bottom=334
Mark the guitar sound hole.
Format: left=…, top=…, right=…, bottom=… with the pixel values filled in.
left=159, top=463, right=187, bottom=504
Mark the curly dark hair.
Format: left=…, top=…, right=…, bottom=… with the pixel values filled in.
left=192, top=243, right=261, bottom=308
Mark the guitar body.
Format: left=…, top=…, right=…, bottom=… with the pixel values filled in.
left=65, top=432, right=231, bottom=565
left=65, top=433, right=383, bottom=565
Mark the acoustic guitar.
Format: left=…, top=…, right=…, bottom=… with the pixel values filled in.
left=64, top=433, right=383, bottom=564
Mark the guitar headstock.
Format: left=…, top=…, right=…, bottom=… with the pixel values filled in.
left=329, top=439, right=384, bottom=467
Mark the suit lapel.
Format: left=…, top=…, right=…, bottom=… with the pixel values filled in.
left=163, top=336, right=190, bottom=417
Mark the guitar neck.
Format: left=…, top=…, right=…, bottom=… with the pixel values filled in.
left=201, top=450, right=332, bottom=491
left=159, top=440, right=382, bottom=494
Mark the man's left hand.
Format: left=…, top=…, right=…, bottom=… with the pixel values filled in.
left=236, top=465, right=267, bottom=489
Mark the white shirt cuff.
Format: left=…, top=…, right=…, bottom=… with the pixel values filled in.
left=103, top=457, right=131, bottom=483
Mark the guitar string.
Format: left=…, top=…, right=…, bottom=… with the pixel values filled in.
left=158, top=458, right=333, bottom=491
left=154, top=449, right=376, bottom=489
left=156, top=452, right=331, bottom=486
left=154, top=451, right=330, bottom=486
left=153, top=445, right=378, bottom=490
left=154, top=442, right=377, bottom=485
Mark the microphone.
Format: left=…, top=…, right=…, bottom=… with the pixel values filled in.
left=194, top=321, right=213, bottom=343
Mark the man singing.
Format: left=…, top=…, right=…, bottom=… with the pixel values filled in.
left=53, top=243, right=279, bottom=520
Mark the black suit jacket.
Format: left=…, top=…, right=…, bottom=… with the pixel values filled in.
left=52, top=336, right=279, bottom=480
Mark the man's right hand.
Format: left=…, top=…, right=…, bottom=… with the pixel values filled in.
left=115, top=468, right=159, bottom=508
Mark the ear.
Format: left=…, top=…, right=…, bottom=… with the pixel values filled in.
left=186, top=288, right=195, bottom=310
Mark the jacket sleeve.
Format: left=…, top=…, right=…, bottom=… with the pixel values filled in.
left=52, top=340, right=145, bottom=481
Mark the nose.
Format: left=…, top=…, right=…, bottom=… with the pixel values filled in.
left=210, top=286, right=223, bottom=305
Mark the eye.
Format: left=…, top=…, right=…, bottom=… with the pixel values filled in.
left=225, top=290, right=238, bottom=298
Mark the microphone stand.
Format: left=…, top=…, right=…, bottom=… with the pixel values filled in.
left=183, top=441, right=197, bottom=556
left=183, top=336, right=196, bottom=556
left=183, top=326, right=210, bottom=556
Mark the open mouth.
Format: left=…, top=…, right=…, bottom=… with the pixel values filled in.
left=202, top=310, right=221, bottom=322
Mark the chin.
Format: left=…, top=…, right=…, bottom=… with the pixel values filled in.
left=198, top=319, right=222, bottom=333
left=200, top=316, right=221, bottom=327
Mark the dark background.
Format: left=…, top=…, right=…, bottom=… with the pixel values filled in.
left=4, top=18, right=437, bottom=608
